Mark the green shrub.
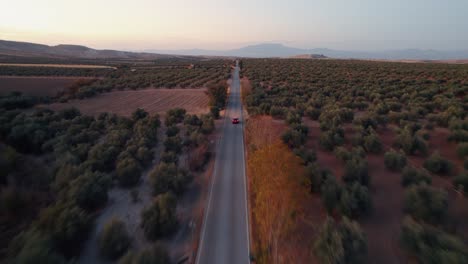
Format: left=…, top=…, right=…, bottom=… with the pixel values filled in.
left=9, top=230, right=66, bottom=264
left=453, top=172, right=468, bottom=196
left=270, top=106, right=286, bottom=119
left=343, top=157, right=370, bottom=186
left=163, top=136, right=182, bottom=154
left=305, top=107, right=321, bottom=120
left=210, top=106, right=220, bottom=119
left=165, top=108, right=186, bottom=126
left=305, top=164, right=332, bottom=193
left=314, top=217, right=367, bottom=264
left=131, top=108, right=148, bottom=121
left=401, top=166, right=431, bottom=187
left=141, top=192, right=178, bottom=241
left=116, top=157, right=142, bottom=187
left=320, top=175, right=342, bottom=214
left=282, top=129, right=306, bottom=149
left=165, top=125, right=180, bottom=137
left=339, top=183, right=372, bottom=218
left=149, top=162, right=191, bottom=196
left=384, top=150, right=407, bottom=171
left=319, top=128, right=345, bottom=151
left=37, top=203, right=92, bottom=257
left=293, top=147, right=316, bottom=165
left=69, top=171, right=111, bottom=210
left=457, top=142, right=468, bottom=158
left=363, top=132, right=382, bottom=154
left=119, top=244, right=170, bottom=264
left=99, top=218, right=131, bottom=259
left=423, top=151, right=453, bottom=175
left=400, top=216, right=468, bottom=264
left=404, top=184, right=448, bottom=224
left=160, top=151, right=178, bottom=164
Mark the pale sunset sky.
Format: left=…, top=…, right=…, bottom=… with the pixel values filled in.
left=1, top=0, right=467, bottom=51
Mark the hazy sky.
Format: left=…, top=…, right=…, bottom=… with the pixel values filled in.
left=1, top=0, right=467, bottom=51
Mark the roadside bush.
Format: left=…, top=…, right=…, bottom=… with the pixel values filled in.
left=339, top=183, right=372, bottom=218
left=400, top=216, right=468, bottom=264
left=384, top=150, right=407, bottom=171
left=149, top=162, right=191, bottom=196
left=188, top=144, right=211, bottom=171
left=200, top=114, right=215, bottom=134
left=343, top=157, right=370, bottom=186
left=423, top=151, right=453, bottom=175
left=453, top=172, right=468, bottom=196
left=210, top=106, right=220, bottom=119
left=206, top=81, right=228, bottom=109
left=401, top=166, right=432, bottom=187
left=99, top=218, right=131, bottom=260
left=314, top=217, right=367, bottom=264
left=119, top=244, right=170, bottom=264
left=141, top=192, right=178, bottom=241
left=404, top=184, right=448, bottom=224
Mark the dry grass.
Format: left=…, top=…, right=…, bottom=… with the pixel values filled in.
left=45, top=88, right=209, bottom=116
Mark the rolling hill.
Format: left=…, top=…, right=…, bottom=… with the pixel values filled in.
left=0, top=39, right=174, bottom=60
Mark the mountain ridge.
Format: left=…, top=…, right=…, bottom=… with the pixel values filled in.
left=148, top=43, right=468, bottom=60
left=0, top=39, right=175, bottom=60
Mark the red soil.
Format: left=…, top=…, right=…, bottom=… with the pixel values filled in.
left=46, top=88, right=209, bottom=117
left=0, top=76, right=94, bottom=96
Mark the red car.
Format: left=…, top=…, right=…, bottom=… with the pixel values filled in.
left=232, top=117, right=240, bottom=124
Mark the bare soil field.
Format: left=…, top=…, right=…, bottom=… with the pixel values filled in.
left=0, top=76, right=94, bottom=96
left=0, top=63, right=115, bottom=68
left=46, top=88, right=209, bottom=116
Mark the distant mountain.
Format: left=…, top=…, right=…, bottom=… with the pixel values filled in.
left=0, top=40, right=175, bottom=60
left=148, top=43, right=468, bottom=60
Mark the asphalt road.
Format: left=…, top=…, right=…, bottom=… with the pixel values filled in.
left=196, top=62, right=250, bottom=264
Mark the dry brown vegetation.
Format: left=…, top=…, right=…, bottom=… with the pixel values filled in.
left=46, top=88, right=209, bottom=117
left=245, top=116, right=317, bottom=264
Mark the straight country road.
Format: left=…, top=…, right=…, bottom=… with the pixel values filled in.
left=196, top=61, right=250, bottom=264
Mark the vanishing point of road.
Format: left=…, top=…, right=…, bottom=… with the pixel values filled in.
left=196, top=61, right=250, bottom=264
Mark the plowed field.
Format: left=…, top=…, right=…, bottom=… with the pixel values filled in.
left=46, top=88, right=209, bottom=116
